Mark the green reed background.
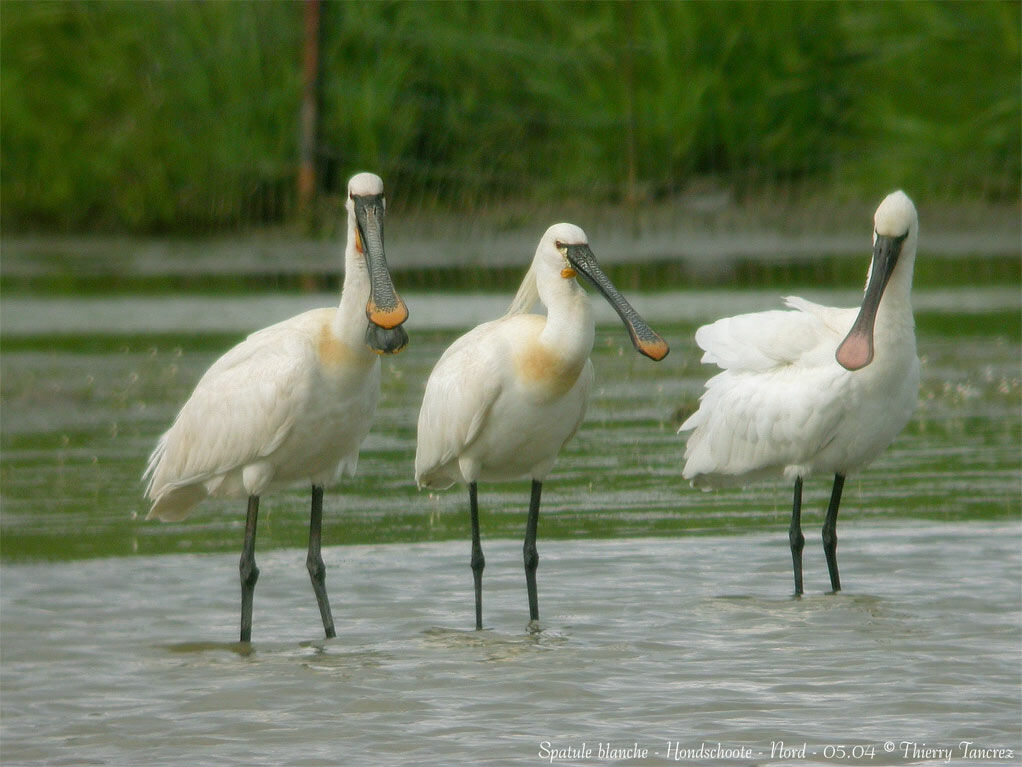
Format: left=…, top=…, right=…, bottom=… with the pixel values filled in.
left=2, top=1, right=1019, bottom=233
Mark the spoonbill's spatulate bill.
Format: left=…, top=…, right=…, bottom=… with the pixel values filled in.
left=415, top=223, right=669, bottom=630
left=679, top=191, right=920, bottom=595
left=143, top=172, right=408, bottom=641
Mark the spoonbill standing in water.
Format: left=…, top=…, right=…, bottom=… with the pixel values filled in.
left=143, top=172, right=408, bottom=641
left=415, top=223, right=669, bottom=629
left=679, top=191, right=920, bottom=595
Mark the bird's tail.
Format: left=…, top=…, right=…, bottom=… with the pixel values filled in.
left=141, top=433, right=168, bottom=498
left=142, top=432, right=205, bottom=521
left=146, top=484, right=206, bottom=521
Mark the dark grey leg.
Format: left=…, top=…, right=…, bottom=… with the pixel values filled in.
left=469, top=482, right=485, bottom=630
left=822, top=473, right=846, bottom=593
left=789, top=477, right=805, bottom=597
left=307, top=484, right=336, bottom=638
left=239, top=495, right=260, bottom=642
left=524, top=479, right=542, bottom=623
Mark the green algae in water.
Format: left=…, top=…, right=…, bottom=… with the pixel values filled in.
left=1, top=303, right=1019, bottom=562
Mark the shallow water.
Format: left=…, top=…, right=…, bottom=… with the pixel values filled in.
left=1, top=285, right=1020, bottom=765
left=2, top=524, right=1020, bottom=766
left=2, top=289, right=1019, bottom=560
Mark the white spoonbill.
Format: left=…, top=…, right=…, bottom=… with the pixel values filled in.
left=143, top=172, right=408, bottom=641
left=679, top=190, right=920, bottom=595
left=415, top=223, right=669, bottom=629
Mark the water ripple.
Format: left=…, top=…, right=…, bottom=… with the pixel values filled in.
left=2, top=523, right=1019, bottom=766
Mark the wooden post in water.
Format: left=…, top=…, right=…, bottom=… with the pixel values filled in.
left=298, top=0, right=321, bottom=220
left=618, top=2, right=639, bottom=236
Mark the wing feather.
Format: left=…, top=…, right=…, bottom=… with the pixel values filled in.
left=681, top=298, right=852, bottom=487
left=694, top=295, right=858, bottom=372
left=145, top=314, right=317, bottom=517
left=414, top=320, right=504, bottom=489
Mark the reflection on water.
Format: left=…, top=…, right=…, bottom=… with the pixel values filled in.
left=1, top=289, right=1019, bottom=561
left=1, top=526, right=1019, bottom=766
left=1, top=285, right=1019, bottom=763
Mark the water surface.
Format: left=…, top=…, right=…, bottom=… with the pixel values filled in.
left=2, top=289, right=1018, bottom=560
left=2, top=525, right=1019, bottom=766
left=1, top=284, right=1019, bottom=765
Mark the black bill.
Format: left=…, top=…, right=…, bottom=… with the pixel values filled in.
left=835, top=232, right=907, bottom=371
left=564, top=243, right=669, bottom=361
left=353, top=193, right=408, bottom=353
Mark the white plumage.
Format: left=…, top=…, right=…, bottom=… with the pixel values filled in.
left=143, top=172, right=408, bottom=641
left=143, top=307, right=381, bottom=520
left=416, top=223, right=668, bottom=629
left=415, top=311, right=594, bottom=488
left=680, top=191, right=920, bottom=594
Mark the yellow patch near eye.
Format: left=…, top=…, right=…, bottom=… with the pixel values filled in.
left=561, top=267, right=577, bottom=279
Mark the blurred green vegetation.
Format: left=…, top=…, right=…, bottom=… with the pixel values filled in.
left=2, top=0, right=1019, bottom=233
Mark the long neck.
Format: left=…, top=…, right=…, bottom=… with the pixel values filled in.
left=333, top=221, right=372, bottom=346
left=871, top=244, right=917, bottom=359
left=877, top=241, right=916, bottom=323
left=538, top=277, right=595, bottom=364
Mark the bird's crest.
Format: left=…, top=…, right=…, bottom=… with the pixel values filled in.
left=505, top=265, right=539, bottom=316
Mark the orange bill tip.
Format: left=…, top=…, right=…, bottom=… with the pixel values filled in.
left=367, top=300, right=409, bottom=329
left=371, top=345, right=406, bottom=356
left=638, top=336, right=670, bottom=361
